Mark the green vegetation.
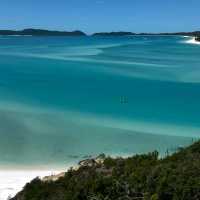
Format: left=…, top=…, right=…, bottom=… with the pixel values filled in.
left=12, top=141, right=200, bottom=200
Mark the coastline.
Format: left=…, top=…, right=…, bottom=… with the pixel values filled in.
left=1, top=139, right=198, bottom=200
left=0, top=162, right=70, bottom=200
left=9, top=141, right=200, bottom=200
left=0, top=156, right=105, bottom=200
left=0, top=138, right=195, bottom=200
left=184, top=36, right=200, bottom=45
left=0, top=169, right=65, bottom=200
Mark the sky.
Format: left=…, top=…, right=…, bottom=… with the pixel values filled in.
left=0, top=0, right=199, bottom=34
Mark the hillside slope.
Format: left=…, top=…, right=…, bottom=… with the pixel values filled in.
left=12, top=141, right=200, bottom=200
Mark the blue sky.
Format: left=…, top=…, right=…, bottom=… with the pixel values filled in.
left=0, top=0, right=199, bottom=33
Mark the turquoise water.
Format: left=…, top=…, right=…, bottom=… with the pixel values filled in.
left=0, top=35, right=199, bottom=168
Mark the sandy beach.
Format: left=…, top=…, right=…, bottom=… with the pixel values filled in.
left=0, top=170, right=63, bottom=200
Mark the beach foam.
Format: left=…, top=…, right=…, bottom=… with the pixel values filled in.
left=0, top=170, right=62, bottom=200
left=184, top=36, right=200, bottom=45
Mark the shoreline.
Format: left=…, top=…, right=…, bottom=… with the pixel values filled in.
left=0, top=138, right=196, bottom=200
left=184, top=36, right=200, bottom=45
left=0, top=163, right=71, bottom=200
left=0, top=163, right=71, bottom=171
left=0, top=138, right=197, bottom=200
left=9, top=141, right=200, bottom=200
left=0, top=169, right=65, bottom=200
left=0, top=155, right=105, bottom=200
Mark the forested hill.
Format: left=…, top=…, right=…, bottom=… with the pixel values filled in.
left=0, top=29, right=86, bottom=36
left=11, top=140, right=200, bottom=200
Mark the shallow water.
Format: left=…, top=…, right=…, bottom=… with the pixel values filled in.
left=0, top=35, right=199, bottom=169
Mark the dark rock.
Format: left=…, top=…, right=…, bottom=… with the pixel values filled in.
left=195, top=36, right=200, bottom=42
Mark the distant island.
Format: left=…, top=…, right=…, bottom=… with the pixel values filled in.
left=92, top=31, right=200, bottom=37
left=0, top=29, right=86, bottom=36
left=12, top=140, right=200, bottom=200
left=0, top=29, right=200, bottom=37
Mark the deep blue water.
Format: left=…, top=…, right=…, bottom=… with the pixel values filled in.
left=0, top=35, right=199, bottom=168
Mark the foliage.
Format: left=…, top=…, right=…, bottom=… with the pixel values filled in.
left=12, top=141, right=200, bottom=200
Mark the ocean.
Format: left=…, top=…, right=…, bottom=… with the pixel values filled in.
left=0, top=35, right=199, bottom=171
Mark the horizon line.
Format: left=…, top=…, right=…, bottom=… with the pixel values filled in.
left=0, top=28, right=199, bottom=36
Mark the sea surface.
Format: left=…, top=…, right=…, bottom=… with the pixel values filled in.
left=0, top=35, right=199, bottom=170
